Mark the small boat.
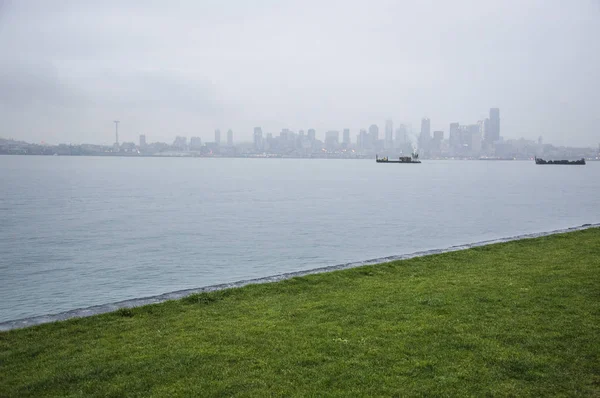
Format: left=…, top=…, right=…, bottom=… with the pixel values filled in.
left=534, top=157, right=585, bottom=165
left=376, top=153, right=421, bottom=164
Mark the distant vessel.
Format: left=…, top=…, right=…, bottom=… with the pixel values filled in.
left=534, top=157, right=585, bottom=165
left=376, top=153, right=421, bottom=164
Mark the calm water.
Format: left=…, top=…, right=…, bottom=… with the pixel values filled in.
left=1, top=156, right=599, bottom=322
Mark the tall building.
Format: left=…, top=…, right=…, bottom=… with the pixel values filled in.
left=173, top=136, right=187, bottom=151
left=395, top=124, right=407, bottom=148
left=431, top=131, right=443, bottom=154
left=342, top=128, right=350, bottom=146
left=265, top=133, right=273, bottom=151
left=385, top=120, right=393, bottom=149
left=139, top=134, right=146, bottom=148
left=227, top=129, right=233, bottom=146
left=287, top=130, right=297, bottom=148
left=467, top=124, right=482, bottom=153
left=190, top=136, right=202, bottom=150
left=307, top=129, right=316, bottom=142
left=114, top=121, right=119, bottom=146
left=472, top=135, right=482, bottom=154
left=296, top=130, right=305, bottom=149
left=488, top=108, right=500, bottom=144
left=478, top=120, right=487, bottom=148
left=214, top=129, right=221, bottom=145
left=357, top=129, right=369, bottom=150
left=419, top=118, right=431, bottom=152
left=325, top=130, right=340, bottom=150
left=253, top=127, right=263, bottom=151
left=449, top=122, right=460, bottom=150
left=280, top=128, right=290, bottom=140
left=369, top=124, right=379, bottom=147
left=481, top=118, right=491, bottom=148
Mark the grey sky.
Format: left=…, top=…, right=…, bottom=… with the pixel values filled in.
left=1, top=0, right=599, bottom=146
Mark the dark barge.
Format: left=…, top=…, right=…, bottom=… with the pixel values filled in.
left=534, top=157, right=586, bottom=165
left=376, top=154, right=421, bottom=164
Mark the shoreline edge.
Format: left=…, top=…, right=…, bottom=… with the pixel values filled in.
left=2, top=223, right=598, bottom=331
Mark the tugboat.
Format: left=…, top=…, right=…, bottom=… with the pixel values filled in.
left=534, top=157, right=585, bottom=165
left=376, top=153, right=421, bottom=164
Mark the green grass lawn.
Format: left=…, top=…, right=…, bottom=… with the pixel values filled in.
left=1, top=229, right=599, bottom=397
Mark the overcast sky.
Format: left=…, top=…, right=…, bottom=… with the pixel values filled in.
left=1, top=0, right=599, bottom=146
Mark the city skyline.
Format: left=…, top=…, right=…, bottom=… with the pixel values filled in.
left=1, top=1, right=599, bottom=147
left=0, top=107, right=574, bottom=148
left=1, top=104, right=598, bottom=148
left=29, top=108, right=554, bottom=150
left=4, top=105, right=599, bottom=161
left=3, top=113, right=598, bottom=150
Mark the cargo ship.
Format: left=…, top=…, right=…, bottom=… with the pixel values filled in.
left=534, top=157, right=585, bottom=165
left=376, top=153, right=421, bottom=164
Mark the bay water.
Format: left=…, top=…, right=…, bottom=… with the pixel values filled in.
left=1, top=156, right=598, bottom=322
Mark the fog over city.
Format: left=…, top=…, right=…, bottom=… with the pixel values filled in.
left=1, top=0, right=599, bottom=146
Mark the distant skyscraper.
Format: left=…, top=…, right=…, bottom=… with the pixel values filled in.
left=420, top=118, right=430, bottom=137
left=368, top=124, right=379, bottom=147
left=297, top=130, right=305, bottom=148
left=449, top=122, right=460, bottom=150
left=478, top=120, right=486, bottom=143
left=279, top=129, right=290, bottom=143
left=214, top=129, right=221, bottom=145
left=357, top=129, right=369, bottom=150
left=253, top=127, right=263, bottom=151
left=139, top=134, right=146, bottom=147
left=467, top=124, right=481, bottom=153
left=395, top=124, right=407, bottom=148
left=307, top=129, right=316, bottom=142
left=325, top=130, right=340, bottom=150
left=385, top=120, right=393, bottom=149
left=227, top=129, right=233, bottom=146
left=431, top=131, right=443, bottom=153
left=114, top=121, right=120, bottom=146
left=342, top=129, right=350, bottom=145
left=190, top=136, right=202, bottom=150
left=419, top=118, right=431, bottom=152
left=287, top=130, right=297, bottom=148
left=173, top=136, right=187, bottom=151
left=488, top=108, right=500, bottom=143
left=481, top=118, right=491, bottom=148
